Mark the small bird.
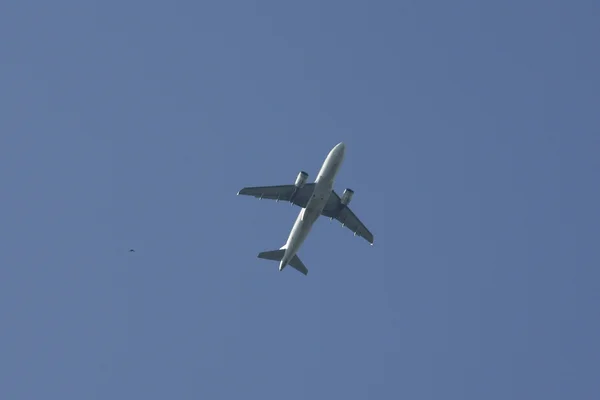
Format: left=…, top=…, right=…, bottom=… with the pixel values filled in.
left=129, top=249, right=135, bottom=252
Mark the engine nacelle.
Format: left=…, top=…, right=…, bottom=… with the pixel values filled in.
left=295, top=171, right=308, bottom=188
left=341, top=188, right=354, bottom=206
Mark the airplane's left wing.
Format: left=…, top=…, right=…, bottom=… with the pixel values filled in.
left=322, top=191, right=374, bottom=245
left=237, top=183, right=316, bottom=208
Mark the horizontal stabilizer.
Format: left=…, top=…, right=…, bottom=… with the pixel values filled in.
left=289, top=254, right=308, bottom=275
left=257, top=249, right=285, bottom=261
left=256, top=249, right=308, bottom=275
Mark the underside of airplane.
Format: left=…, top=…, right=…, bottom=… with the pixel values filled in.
left=238, top=142, right=373, bottom=276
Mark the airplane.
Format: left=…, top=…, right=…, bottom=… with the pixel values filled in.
left=237, top=142, right=373, bottom=276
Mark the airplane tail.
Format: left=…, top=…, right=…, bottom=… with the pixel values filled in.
left=257, top=248, right=308, bottom=276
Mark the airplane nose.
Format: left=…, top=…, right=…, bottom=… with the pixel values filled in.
left=327, top=142, right=345, bottom=159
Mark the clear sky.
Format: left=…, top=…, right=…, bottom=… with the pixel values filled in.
left=1, top=1, right=599, bottom=399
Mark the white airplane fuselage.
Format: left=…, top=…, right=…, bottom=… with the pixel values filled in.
left=279, top=142, right=346, bottom=271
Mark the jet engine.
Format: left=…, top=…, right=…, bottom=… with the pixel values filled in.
left=341, top=188, right=354, bottom=206
left=295, top=171, right=308, bottom=188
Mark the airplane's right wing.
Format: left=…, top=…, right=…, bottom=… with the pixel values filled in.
left=322, top=191, right=374, bottom=245
left=237, top=183, right=316, bottom=208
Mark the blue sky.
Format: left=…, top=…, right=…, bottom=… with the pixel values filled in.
left=1, top=1, right=599, bottom=399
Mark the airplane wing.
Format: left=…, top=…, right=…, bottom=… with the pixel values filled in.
left=237, top=183, right=316, bottom=208
left=322, top=191, right=374, bottom=245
